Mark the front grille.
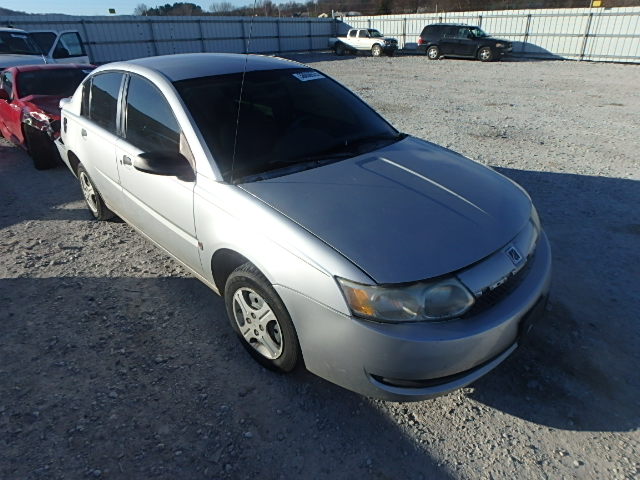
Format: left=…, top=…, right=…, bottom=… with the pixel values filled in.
left=463, top=254, right=535, bottom=317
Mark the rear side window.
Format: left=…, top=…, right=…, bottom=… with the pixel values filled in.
left=89, top=73, right=123, bottom=134
left=124, top=75, right=180, bottom=154
left=30, top=32, right=56, bottom=54
left=80, top=80, right=91, bottom=117
left=442, top=27, right=458, bottom=38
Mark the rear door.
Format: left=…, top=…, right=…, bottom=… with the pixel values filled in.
left=439, top=26, right=458, bottom=55
left=116, top=74, right=202, bottom=274
left=73, top=72, right=125, bottom=212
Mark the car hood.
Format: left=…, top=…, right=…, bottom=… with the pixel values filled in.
left=21, top=95, right=63, bottom=117
left=0, top=55, right=46, bottom=69
left=488, top=36, right=511, bottom=44
left=240, top=136, right=532, bottom=284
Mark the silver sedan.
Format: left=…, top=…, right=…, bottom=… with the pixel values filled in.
left=56, top=53, right=551, bottom=401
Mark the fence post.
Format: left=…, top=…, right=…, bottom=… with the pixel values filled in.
left=308, top=19, right=313, bottom=51
left=580, top=12, right=594, bottom=61
left=243, top=19, right=248, bottom=53
left=368, top=19, right=371, bottom=28
left=402, top=17, right=407, bottom=48
left=523, top=13, right=532, bottom=54
left=197, top=19, right=205, bottom=52
left=276, top=18, right=282, bottom=53
left=147, top=18, right=158, bottom=56
left=79, top=19, right=95, bottom=62
left=478, top=14, right=482, bottom=28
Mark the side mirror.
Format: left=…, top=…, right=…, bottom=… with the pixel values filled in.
left=133, top=151, right=195, bottom=181
left=0, top=89, right=9, bottom=101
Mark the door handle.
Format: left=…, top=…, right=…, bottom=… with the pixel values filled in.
left=81, top=128, right=87, bottom=138
left=122, top=155, right=132, bottom=166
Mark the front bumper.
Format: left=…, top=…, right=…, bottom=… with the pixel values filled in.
left=276, top=231, right=552, bottom=402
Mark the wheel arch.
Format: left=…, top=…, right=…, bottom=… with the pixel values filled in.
left=67, top=150, right=81, bottom=177
left=211, top=248, right=251, bottom=294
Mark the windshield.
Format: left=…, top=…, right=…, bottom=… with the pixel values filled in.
left=468, top=27, right=489, bottom=38
left=368, top=29, right=384, bottom=38
left=0, top=31, right=42, bottom=56
left=175, top=68, right=401, bottom=183
left=18, top=67, right=93, bottom=97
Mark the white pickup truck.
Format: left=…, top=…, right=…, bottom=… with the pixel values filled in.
left=0, top=27, right=90, bottom=70
left=328, top=28, right=398, bottom=57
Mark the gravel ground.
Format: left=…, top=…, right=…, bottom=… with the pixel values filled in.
left=1, top=54, right=639, bottom=480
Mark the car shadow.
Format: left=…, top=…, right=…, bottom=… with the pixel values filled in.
left=0, top=275, right=451, bottom=480
left=468, top=167, right=640, bottom=433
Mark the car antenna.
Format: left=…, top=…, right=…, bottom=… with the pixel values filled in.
left=230, top=0, right=258, bottom=184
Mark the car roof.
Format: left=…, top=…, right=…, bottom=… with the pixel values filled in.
left=0, top=27, right=28, bottom=33
left=102, top=53, right=308, bottom=82
left=13, top=63, right=94, bottom=73
left=427, top=23, right=475, bottom=27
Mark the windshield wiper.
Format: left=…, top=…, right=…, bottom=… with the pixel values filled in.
left=344, top=132, right=407, bottom=151
left=233, top=132, right=407, bottom=183
left=235, top=153, right=353, bottom=183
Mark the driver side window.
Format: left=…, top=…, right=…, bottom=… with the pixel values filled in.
left=124, top=75, right=181, bottom=154
left=1, top=71, right=13, bottom=101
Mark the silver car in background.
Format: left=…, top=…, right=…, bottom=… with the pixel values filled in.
left=56, top=53, right=551, bottom=401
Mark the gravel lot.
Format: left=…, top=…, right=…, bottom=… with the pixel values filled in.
left=1, top=54, right=639, bottom=480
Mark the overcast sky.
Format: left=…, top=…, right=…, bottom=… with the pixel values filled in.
left=0, top=0, right=242, bottom=16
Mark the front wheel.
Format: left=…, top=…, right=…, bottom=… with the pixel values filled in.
left=426, top=45, right=440, bottom=60
left=77, top=164, right=114, bottom=221
left=335, top=43, right=346, bottom=56
left=371, top=44, right=383, bottom=57
left=477, top=46, right=494, bottom=62
left=225, top=263, right=301, bottom=372
left=24, top=125, right=58, bottom=170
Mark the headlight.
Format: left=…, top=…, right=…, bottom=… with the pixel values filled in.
left=29, top=111, right=51, bottom=123
left=495, top=43, right=505, bottom=48
left=23, top=110, right=52, bottom=131
left=337, top=277, right=475, bottom=323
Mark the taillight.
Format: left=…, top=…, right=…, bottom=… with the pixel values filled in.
left=417, top=37, right=424, bottom=45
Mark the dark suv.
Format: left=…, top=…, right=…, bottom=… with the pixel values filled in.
left=417, top=23, right=512, bottom=62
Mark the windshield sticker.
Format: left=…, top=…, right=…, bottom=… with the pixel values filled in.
left=292, top=71, right=325, bottom=82
left=10, top=34, right=28, bottom=38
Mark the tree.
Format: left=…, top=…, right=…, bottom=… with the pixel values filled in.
left=133, top=3, right=149, bottom=15
left=210, top=1, right=235, bottom=14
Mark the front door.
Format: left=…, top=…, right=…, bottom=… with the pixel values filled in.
left=50, top=32, right=90, bottom=64
left=454, top=27, right=477, bottom=57
left=0, top=71, right=24, bottom=145
left=116, top=74, right=202, bottom=274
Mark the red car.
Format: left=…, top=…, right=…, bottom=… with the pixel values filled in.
left=0, top=63, right=94, bottom=169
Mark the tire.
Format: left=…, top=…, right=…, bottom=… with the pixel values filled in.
left=24, top=125, right=58, bottom=170
left=225, top=263, right=301, bottom=372
left=371, top=44, right=383, bottom=57
left=477, top=46, right=494, bottom=62
left=335, top=43, right=346, bottom=56
left=77, top=164, right=114, bottom=221
left=426, top=45, right=440, bottom=60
